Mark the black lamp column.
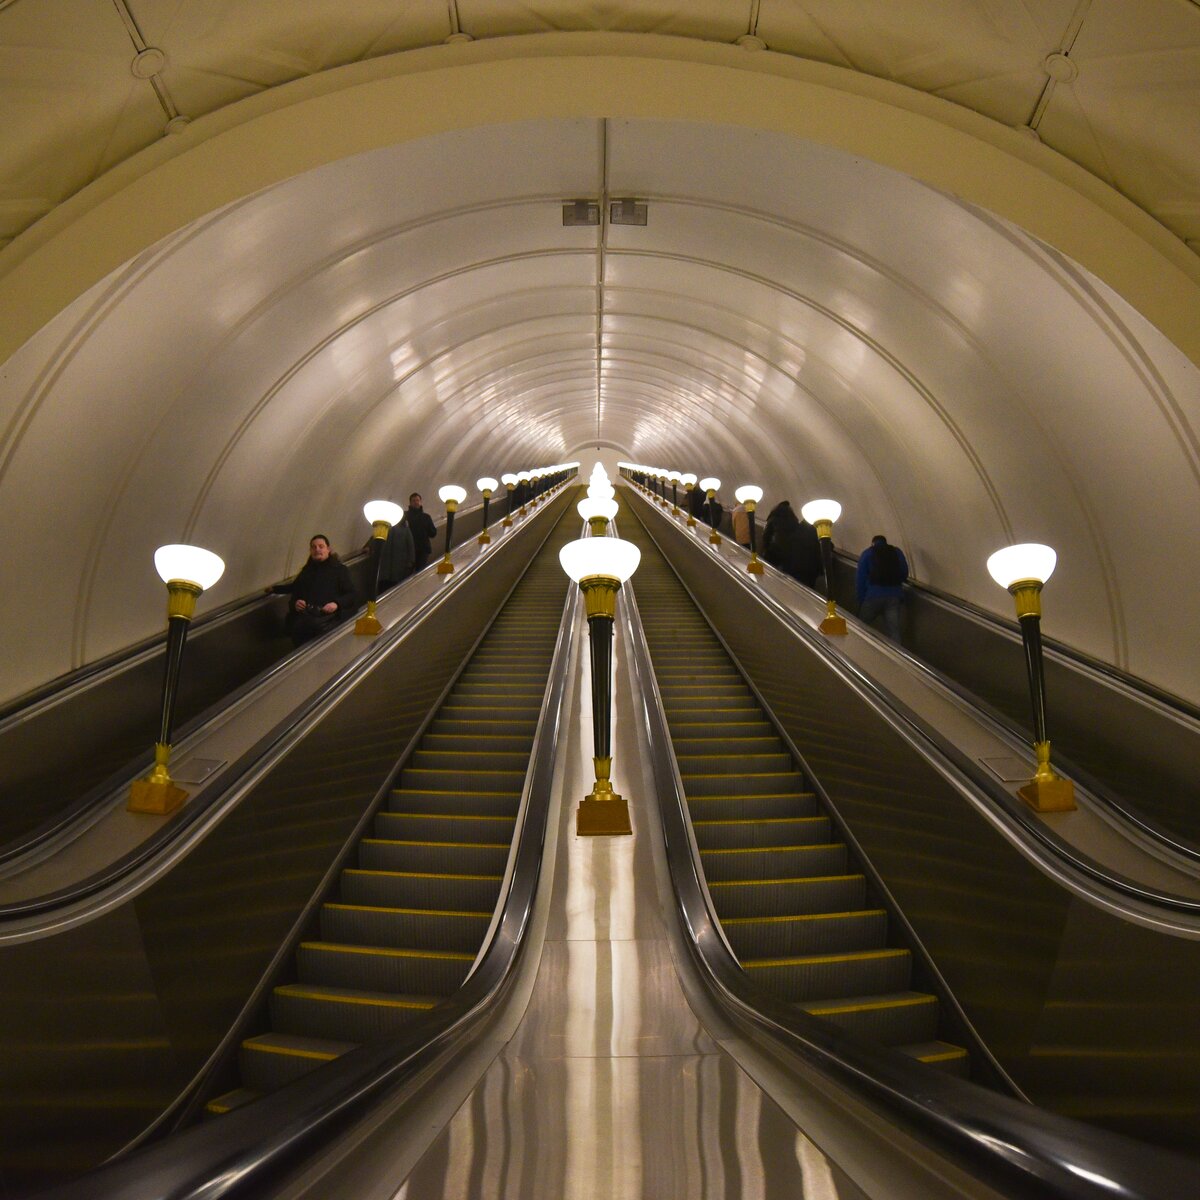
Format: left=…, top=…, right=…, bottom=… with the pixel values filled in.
left=436, top=485, right=466, bottom=575
left=746, top=502, right=763, bottom=574
left=355, top=520, right=390, bottom=636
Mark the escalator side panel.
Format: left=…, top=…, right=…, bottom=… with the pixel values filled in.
left=633, top=497, right=1200, bottom=1153
left=0, top=492, right=571, bottom=1194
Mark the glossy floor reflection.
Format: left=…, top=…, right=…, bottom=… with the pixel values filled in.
left=396, top=606, right=859, bottom=1198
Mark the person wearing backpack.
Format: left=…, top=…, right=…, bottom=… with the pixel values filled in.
left=856, top=534, right=909, bottom=641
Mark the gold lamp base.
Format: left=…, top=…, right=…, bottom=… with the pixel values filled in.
left=502, top=516, right=513, bottom=527
left=128, top=745, right=187, bottom=814
left=687, top=515, right=697, bottom=528
left=478, top=530, right=491, bottom=545
left=436, top=555, right=455, bottom=575
left=354, top=600, right=382, bottom=636
left=1019, top=742, right=1077, bottom=812
left=576, top=762, right=632, bottom=836
left=708, top=529, right=722, bottom=545
left=819, top=599, right=848, bottom=636
left=747, top=558, right=764, bottom=575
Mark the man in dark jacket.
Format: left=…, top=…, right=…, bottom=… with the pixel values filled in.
left=272, top=535, right=357, bottom=646
left=378, top=520, right=415, bottom=589
left=405, top=493, right=438, bottom=572
left=762, top=501, right=821, bottom=587
left=856, top=534, right=909, bottom=641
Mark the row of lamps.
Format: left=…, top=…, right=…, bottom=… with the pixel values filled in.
left=618, top=465, right=1073, bottom=813
left=128, top=463, right=578, bottom=816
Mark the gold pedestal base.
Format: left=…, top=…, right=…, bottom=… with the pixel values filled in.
left=819, top=614, right=848, bottom=635
left=502, top=516, right=513, bottom=528
left=577, top=792, right=632, bottom=836
left=747, top=559, right=764, bottom=575
left=436, top=557, right=455, bottom=575
left=354, top=612, right=383, bottom=636
left=708, top=530, right=722, bottom=545
left=1018, top=776, right=1076, bottom=812
left=687, top=516, right=697, bottom=528
left=672, top=505, right=680, bottom=516
left=128, top=778, right=187, bottom=815
left=478, top=530, right=491, bottom=545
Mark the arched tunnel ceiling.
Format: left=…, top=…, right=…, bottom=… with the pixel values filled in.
left=1, top=11, right=1199, bottom=712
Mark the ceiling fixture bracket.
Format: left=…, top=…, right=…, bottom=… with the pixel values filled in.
left=131, top=47, right=167, bottom=78
left=563, top=200, right=600, bottom=227
left=610, top=199, right=648, bottom=226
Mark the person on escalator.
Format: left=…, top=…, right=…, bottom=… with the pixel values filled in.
left=378, top=518, right=415, bottom=589
left=688, top=480, right=707, bottom=521
left=856, top=534, right=909, bottom=642
left=405, top=493, right=439, bottom=573
left=271, top=534, right=357, bottom=646
left=761, top=501, right=822, bottom=587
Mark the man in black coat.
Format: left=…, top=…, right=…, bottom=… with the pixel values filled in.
left=405, top=493, right=439, bottom=572
left=272, top=535, right=357, bottom=646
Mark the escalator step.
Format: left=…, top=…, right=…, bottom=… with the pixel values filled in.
left=374, top=811, right=517, bottom=841
left=358, top=839, right=510, bottom=875
left=421, top=733, right=533, bottom=753
left=896, top=1040, right=971, bottom=1076
left=797, top=991, right=939, bottom=1046
left=398, top=768, right=527, bottom=793
left=687, top=794, right=819, bottom=821
left=204, top=1087, right=261, bottom=1116
left=692, top=815, right=828, bottom=848
left=270, top=983, right=438, bottom=1042
left=297, top=940, right=473, bottom=994
left=386, top=789, right=520, bottom=816
left=708, top=873, right=867, bottom=918
left=239, top=1033, right=356, bottom=1092
left=340, top=868, right=502, bottom=910
left=321, top=902, right=491, bottom=950
left=744, top=947, right=912, bottom=1000
left=723, top=909, right=889, bottom=959
left=676, top=753, right=793, bottom=773
left=700, top=843, right=847, bottom=881
left=684, top=772, right=807, bottom=797
left=428, top=717, right=538, bottom=736
left=664, top=697, right=759, bottom=712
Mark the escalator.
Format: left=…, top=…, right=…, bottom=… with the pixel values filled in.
left=627, top=519, right=973, bottom=1075
left=620, top=494, right=1200, bottom=1156
left=206, top=550, right=568, bottom=1112
left=0, top=485, right=577, bottom=1195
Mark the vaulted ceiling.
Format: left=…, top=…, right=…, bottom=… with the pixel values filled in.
left=2, top=4, right=1199, bottom=708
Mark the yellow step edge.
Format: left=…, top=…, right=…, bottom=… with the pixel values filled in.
left=275, top=986, right=437, bottom=1011
left=383, top=811, right=516, bottom=821
left=806, top=994, right=936, bottom=1017
left=344, top=868, right=503, bottom=881
left=693, top=816, right=822, bottom=826
left=325, top=902, right=490, bottom=918
left=744, top=947, right=909, bottom=969
left=242, top=1040, right=341, bottom=1062
left=677, top=753, right=788, bottom=759
left=391, top=790, right=520, bottom=798
left=687, top=793, right=810, bottom=801
left=683, top=773, right=800, bottom=780
left=361, top=838, right=510, bottom=849
left=300, top=941, right=473, bottom=962
left=724, top=909, right=887, bottom=926
left=915, top=1047, right=969, bottom=1063
left=415, top=750, right=529, bottom=756
left=403, top=770, right=526, bottom=777
left=700, top=842, right=841, bottom=856
left=709, top=873, right=863, bottom=889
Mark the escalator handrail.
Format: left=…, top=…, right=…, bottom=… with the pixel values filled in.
left=617, top=538, right=1200, bottom=1200
left=627, top=487, right=1200, bottom=922
left=34, top=522, right=581, bottom=1200
left=0, top=487, right=572, bottom=923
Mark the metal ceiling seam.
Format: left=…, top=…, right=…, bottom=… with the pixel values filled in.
left=3, top=35, right=1197, bottom=370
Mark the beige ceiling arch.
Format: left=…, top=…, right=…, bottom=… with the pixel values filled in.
left=2, top=32, right=1198, bottom=373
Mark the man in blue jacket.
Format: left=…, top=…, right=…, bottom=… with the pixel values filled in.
left=856, top=534, right=908, bottom=642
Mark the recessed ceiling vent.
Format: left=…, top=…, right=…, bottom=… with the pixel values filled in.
left=610, top=199, right=648, bottom=226
left=562, top=200, right=600, bottom=226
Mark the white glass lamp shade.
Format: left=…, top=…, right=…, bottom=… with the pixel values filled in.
left=669, top=471, right=681, bottom=484
left=501, top=472, right=518, bottom=487
left=438, top=484, right=468, bottom=506
left=154, top=544, right=225, bottom=591
left=801, top=499, right=842, bottom=526
left=363, top=500, right=403, bottom=527
left=476, top=476, right=499, bottom=496
left=578, top=497, right=619, bottom=522
left=588, top=481, right=616, bottom=502
left=517, top=470, right=530, bottom=482
left=735, top=485, right=764, bottom=505
left=698, top=477, right=720, bottom=494
left=987, top=543, right=1057, bottom=589
left=679, top=472, right=698, bottom=487
left=559, top=537, right=641, bottom=584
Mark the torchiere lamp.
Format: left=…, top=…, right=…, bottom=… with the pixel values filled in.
left=680, top=473, right=698, bottom=526
left=698, top=477, right=722, bottom=544
left=501, top=472, right=518, bottom=527
left=802, top=499, right=848, bottom=635
left=436, top=484, right=467, bottom=574
left=477, top=477, right=498, bottom=545
left=735, top=485, right=765, bottom=574
left=559, top=535, right=642, bottom=836
left=986, top=544, right=1076, bottom=812
left=517, top=471, right=531, bottom=515
left=355, top=499, right=404, bottom=635
left=129, top=544, right=225, bottom=814
left=669, top=471, right=682, bottom=515
left=578, top=495, right=618, bottom=535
